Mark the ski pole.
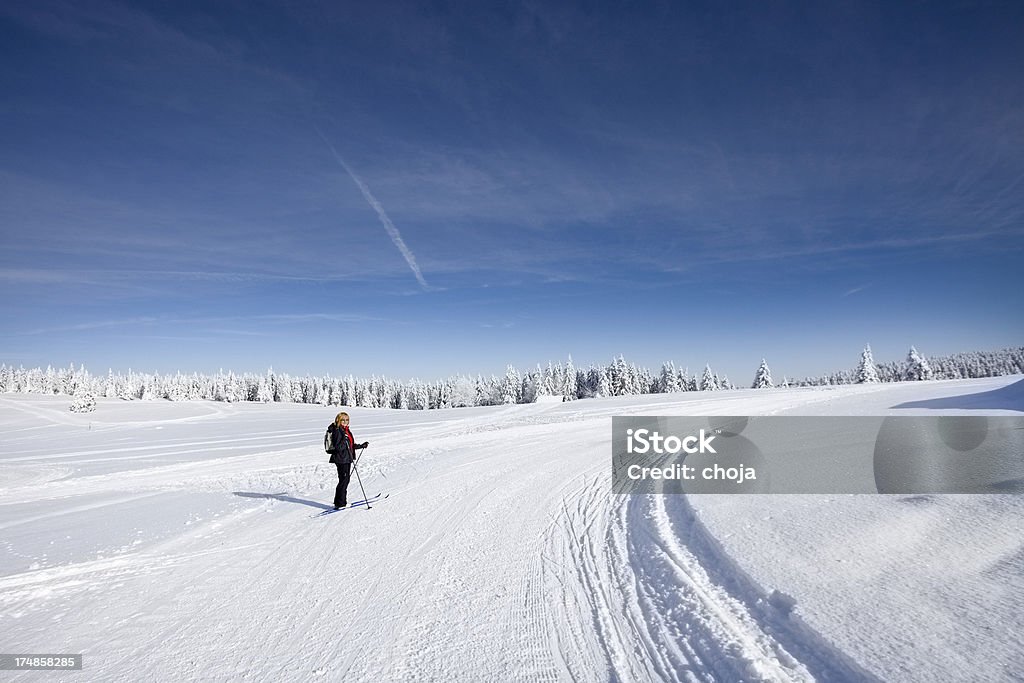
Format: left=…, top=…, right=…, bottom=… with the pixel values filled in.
left=351, top=445, right=370, bottom=509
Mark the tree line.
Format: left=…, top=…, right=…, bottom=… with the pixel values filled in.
left=1, top=345, right=1021, bottom=410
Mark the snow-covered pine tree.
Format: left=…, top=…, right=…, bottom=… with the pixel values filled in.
left=625, top=361, right=641, bottom=395
left=904, top=346, right=934, bottom=381
left=140, top=373, right=157, bottom=401
left=659, top=361, right=680, bottom=393
left=273, top=371, right=292, bottom=402
left=256, top=370, right=274, bottom=402
left=606, top=355, right=626, bottom=396
left=474, top=374, right=488, bottom=406
left=103, top=370, right=116, bottom=398
left=216, top=372, right=232, bottom=402
left=56, top=363, right=72, bottom=395
left=752, top=358, right=774, bottom=389
left=561, top=355, right=577, bottom=401
left=213, top=377, right=227, bottom=403
left=533, top=363, right=549, bottom=399
left=678, top=366, right=692, bottom=392
left=597, top=366, right=611, bottom=397
left=700, top=364, right=717, bottom=391
left=450, top=375, right=475, bottom=408
left=544, top=361, right=556, bottom=396
left=415, top=380, right=428, bottom=409
left=487, top=374, right=503, bottom=405
left=371, top=377, right=382, bottom=408
left=855, top=345, right=880, bottom=383
left=22, top=367, right=40, bottom=394
left=502, top=365, right=521, bottom=404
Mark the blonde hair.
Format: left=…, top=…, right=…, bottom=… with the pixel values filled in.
left=334, top=412, right=350, bottom=427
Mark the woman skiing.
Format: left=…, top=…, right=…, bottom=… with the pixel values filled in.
left=326, top=412, right=368, bottom=509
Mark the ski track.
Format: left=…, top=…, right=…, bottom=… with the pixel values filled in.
left=3, top=381, right=1015, bottom=681
left=2, top=429, right=316, bottom=462
left=537, top=390, right=885, bottom=682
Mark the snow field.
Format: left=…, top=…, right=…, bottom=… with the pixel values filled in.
left=0, top=376, right=1021, bottom=681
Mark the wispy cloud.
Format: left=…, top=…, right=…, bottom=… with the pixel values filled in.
left=843, top=283, right=872, bottom=297
left=315, top=126, right=430, bottom=290
left=0, top=268, right=96, bottom=285
left=252, top=313, right=379, bottom=324
left=12, top=312, right=381, bottom=337
left=667, top=227, right=1024, bottom=269
left=0, top=268, right=376, bottom=286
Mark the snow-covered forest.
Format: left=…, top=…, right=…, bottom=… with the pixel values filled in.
left=2, top=346, right=1022, bottom=410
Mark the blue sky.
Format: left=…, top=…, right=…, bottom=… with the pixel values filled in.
left=2, top=0, right=1022, bottom=383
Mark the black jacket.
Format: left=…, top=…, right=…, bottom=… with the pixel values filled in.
left=327, top=423, right=363, bottom=464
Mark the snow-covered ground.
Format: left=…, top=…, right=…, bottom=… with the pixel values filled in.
left=1, top=376, right=1022, bottom=682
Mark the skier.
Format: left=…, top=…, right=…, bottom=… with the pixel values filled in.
left=326, top=412, right=369, bottom=509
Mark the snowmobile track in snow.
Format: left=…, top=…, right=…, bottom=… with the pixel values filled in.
left=543, top=472, right=882, bottom=682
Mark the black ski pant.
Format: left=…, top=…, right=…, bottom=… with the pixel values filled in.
left=334, top=462, right=352, bottom=506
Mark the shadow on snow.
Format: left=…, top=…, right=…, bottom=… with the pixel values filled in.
left=232, top=491, right=332, bottom=510
left=891, top=377, right=1024, bottom=412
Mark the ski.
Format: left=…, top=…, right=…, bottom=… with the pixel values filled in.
left=313, top=492, right=386, bottom=517
left=347, top=493, right=388, bottom=509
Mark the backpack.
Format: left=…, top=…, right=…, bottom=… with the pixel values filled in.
left=324, top=423, right=335, bottom=455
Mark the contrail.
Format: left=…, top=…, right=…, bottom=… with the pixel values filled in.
left=315, top=126, right=429, bottom=289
